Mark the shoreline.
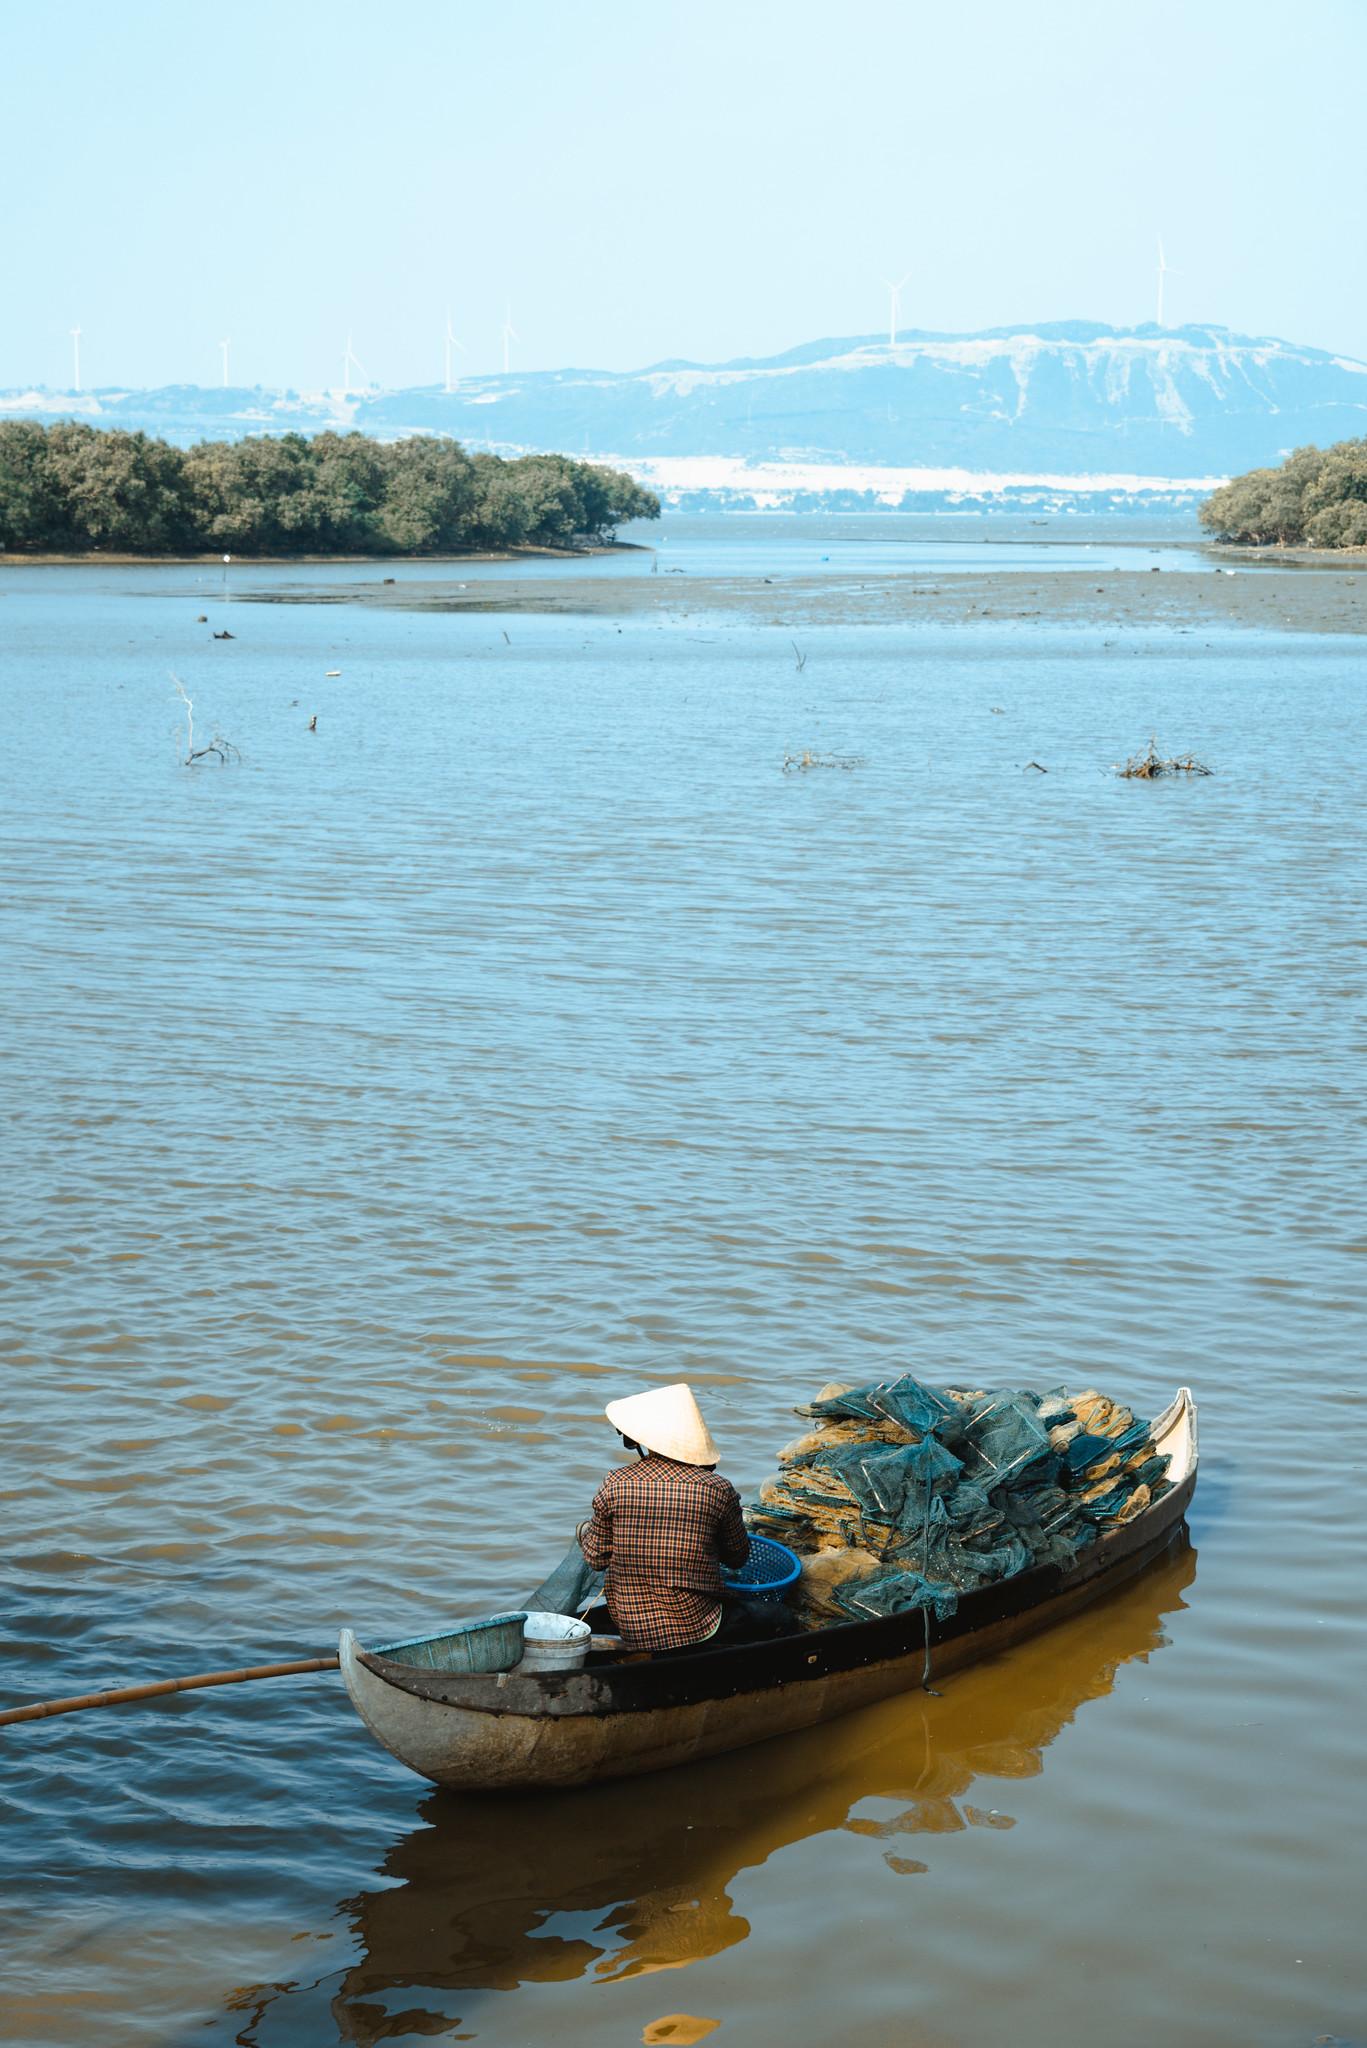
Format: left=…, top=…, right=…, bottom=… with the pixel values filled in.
left=1203, top=540, right=1367, bottom=565
left=0, top=538, right=650, bottom=569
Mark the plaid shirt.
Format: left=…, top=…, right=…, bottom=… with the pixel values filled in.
left=581, top=1453, right=750, bottom=1651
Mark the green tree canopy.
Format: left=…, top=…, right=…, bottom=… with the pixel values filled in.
left=43, top=423, right=193, bottom=551
left=376, top=438, right=477, bottom=551
left=0, top=423, right=660, bottom=557
left=1301, top=442, right=1367, bottom=547
left=1200, top=438, right=1367, bottom=548
left=0, top=420, right=72, bottom=549
left=308, top=433, right=391, bottom=550
left=182, top=433, right=318, bottom=551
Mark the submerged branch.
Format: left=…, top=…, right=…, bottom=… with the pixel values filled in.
left=783, top=748, right=864, bottom=773
left=1115, top=737, right=1212, bottom=780
left=171, top=672, right=239, bottom=766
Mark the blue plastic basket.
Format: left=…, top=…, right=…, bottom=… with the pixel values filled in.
left=722, top=1534, right=801, bottom=1602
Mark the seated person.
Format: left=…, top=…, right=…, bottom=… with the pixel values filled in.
left=579, top=1383, right=750, bottom=1653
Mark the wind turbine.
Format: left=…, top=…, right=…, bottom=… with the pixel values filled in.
left=70, top=325, right=82, bottom=391
left=443, top=310, right=466, bottom=394
left=501, top=303, right=519, bottom=375
left=219, top=338, right=231, bottom=387
left=884, top=275, right=911, bottom=348
left=1155, top=238, right=1171, bottom=327
left=884, top=274, right=911, bottom=347
left=342, top=333, right=366, bottom=396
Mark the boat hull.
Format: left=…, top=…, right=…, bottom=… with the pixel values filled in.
left=341, top=1388, right=1197, bottom=1792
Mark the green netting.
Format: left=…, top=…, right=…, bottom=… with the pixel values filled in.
left=752, top=1373, right=1170, bottom=1628
left=807, top=1372, right=966, bottom=1444
left=836, top=1568, right=961, bottom=1624
left=818, top=1434, right=963, bottom=1523
left=523, top=1541, right=605, bottom=1617
left=1058, top=1430, right=1119, bottom=1477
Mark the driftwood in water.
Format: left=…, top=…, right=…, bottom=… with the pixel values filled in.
left=187, top=737, right=241, bottom=765
left=1116, top=737, right=1212, bottom=779
left=783, top=749, right=863, bottom=774
left=0, top=1656, right=339, bottom=1727
left=171, top=674, right=240, bottom=766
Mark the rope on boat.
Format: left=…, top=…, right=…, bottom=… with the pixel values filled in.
left=920, top=1605, right=940, bottom=1694
left=920, top=1490, right=943, bottom=1696
left=0, top=1656, right=340, bottom=1727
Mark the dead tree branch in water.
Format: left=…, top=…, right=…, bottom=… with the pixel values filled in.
left=783, top=748, right=863, bottom=773
left=1115, top=737, right=1212, bottom=779
left=171, top=674, right=240, bottom=767
left=792, top=642, right=808, bottom=672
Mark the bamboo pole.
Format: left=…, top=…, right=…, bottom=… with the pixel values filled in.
left=0, top=1656, right=340, bottom=1727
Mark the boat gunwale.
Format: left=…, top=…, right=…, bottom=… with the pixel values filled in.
left=355, top=1389, right=1197, bottom=1724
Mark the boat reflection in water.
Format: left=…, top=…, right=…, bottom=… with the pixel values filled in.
left=232, top=1536, right=1196, bottom=2046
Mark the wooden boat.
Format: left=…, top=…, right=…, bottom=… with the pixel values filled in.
left=340, top=1385, right=1197, bottom=1793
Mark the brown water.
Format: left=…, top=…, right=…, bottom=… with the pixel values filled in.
left=2, top=540, right=1364, bottom=2047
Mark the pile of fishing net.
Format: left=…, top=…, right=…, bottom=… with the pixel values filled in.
left=745, top=1374, right=1172, bottom=1628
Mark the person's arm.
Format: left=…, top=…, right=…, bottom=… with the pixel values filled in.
left=716, top=1482, right=750, bottom=1570
left=578, top=1481, right=613, bottom=1572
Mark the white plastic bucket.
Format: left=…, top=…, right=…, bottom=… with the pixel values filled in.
left=516, top=1610, right=592, bottom=1674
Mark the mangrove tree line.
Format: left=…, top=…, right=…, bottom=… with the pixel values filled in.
left=0, top=422, right=659, bottom=555
left=1199, top=437, right=1367, bottom=548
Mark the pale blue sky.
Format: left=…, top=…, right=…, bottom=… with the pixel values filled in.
left=6, top=0, right=1364, bottom=391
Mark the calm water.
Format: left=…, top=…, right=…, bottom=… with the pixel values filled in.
left=1, top=526, right=1364, bottom=2048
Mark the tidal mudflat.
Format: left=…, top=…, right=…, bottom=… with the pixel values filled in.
left=220, top=516, right=1367, bottom=636
left=1, top=522, right=1363, bottom=2047
left=250, top=560, right=1367, bottom=636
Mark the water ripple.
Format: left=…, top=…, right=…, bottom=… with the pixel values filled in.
left=0, top=562, right=1363, bottom=2047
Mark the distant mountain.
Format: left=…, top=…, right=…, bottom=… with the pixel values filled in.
left=5, top=323, right=1366, bottom=509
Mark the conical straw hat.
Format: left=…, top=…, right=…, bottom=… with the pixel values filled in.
left=604, top=1383, right=719, bottom=1466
